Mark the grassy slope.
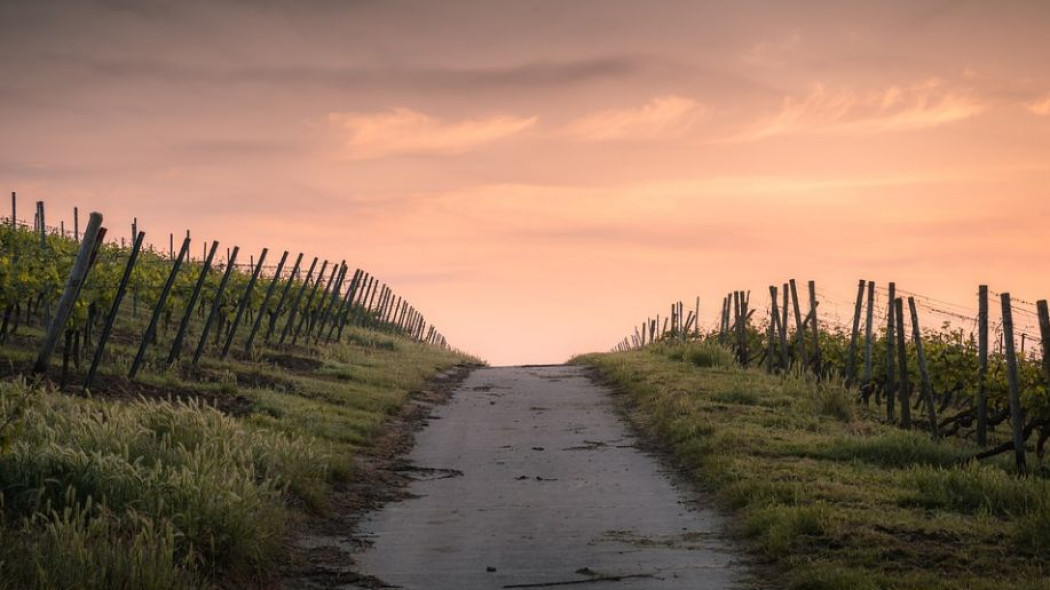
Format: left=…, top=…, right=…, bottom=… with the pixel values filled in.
left=0, top=326, right=475, bottom=589
left=575, top=342, right=1050, bottom=590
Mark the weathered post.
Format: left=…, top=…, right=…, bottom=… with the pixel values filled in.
left=895, top=297, right=911, bottom=429
left=789, top=280, right=807, bottom=372
left=84, top=230, right=143, bottom=390
left=246, top=250, right=288, bottom=352
left=221, top=248, right=268, bottom=359
left=280, top=257, right=320, bottom=344
left=907, top=297, right=939, bottom=438
left=193, top=247, right=239, bottom=365
left=809, top=281, right=822, bottom=376
left=168, top=240, right=219, bottom=365
left=130, top=236, right=191, bottom=378
left=847, top=279, right=865, bottom=386
left=33, top=213, right=103, bottom=374
left=1001, top=293, right=1027, bottom=473
left=885, top=282, right=897, bottom=422
left=977, top=285, right=989, bottom=447
left=265, top=252, right=304, bottom=343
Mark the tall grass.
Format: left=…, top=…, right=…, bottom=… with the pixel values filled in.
left=0, top=379, right=330, bottom=585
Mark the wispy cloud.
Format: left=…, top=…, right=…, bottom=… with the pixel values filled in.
left=728, top=79, right=984, bottom=142
left=1027, top=94, right=1050, bottom=116
left=327, top=108, right=537, bottom=160
left=562, top=95, right=704, bottom=141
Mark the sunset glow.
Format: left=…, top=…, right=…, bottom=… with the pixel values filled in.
left=3, top=0, right=1049, bottom=365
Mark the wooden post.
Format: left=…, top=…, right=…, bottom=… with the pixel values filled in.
left=695, top=296, right=701, bottom=339
left=1038, top=300, right=1050, bottom=385
left=885, top=282, right=896, bottom=422
left=10, top=192, right=15, bottom=227
left=168, top=241, right=219, bottom=365
left=769, top=286, right=783, bottom=371
left=1001, top=293, right=1027, bottom=473
left=73, top=207, right=79, bottom=243
left=789, top=279, right=807, bottom=372
left=907, top=297, right=939, bottom=438
left=280, top=257, right=320, bottom=344
left=863, top=280, right=876, bottom=383
left=333, top=269, right=364, bottom=341
left=265, top=252, right=303, bottom=343
left=221, top=248, right=268, bottom=359
left=766, top=292, right=776, bottom=374
left=895, top=297, right=911, bottom=429
left=245, top=250, right=288, bottom=352
left=129, top=236, right=190, bottom=378
left=312, top=263, right=347, bottom=343
left=292, top=260, right=333, bottom=344
left=327, top=268, right=360, bottom=342
left=84, top=230, right=143, bottom=389
left=37, top=201, right=46, bottom=248
left=33, top=213, right=103, bottom=374
left=977, top=285, right=989, bottom=447
left=193, top=247, right=239, bottom=365
left=847, top=279, right=865, bottom=386
left=809, top=281, right=822, bottom=376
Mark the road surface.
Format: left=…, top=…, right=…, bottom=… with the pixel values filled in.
left=352, top=365, right=757, bottom=589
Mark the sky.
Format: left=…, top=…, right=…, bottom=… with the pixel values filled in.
left=2, top=0, right=1049, bottom=365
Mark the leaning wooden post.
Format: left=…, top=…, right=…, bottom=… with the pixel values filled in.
left=265, top=252, right=304, bottom=343
left=695, top=296, right=701, bottom=339
left=789, top=279, right=807, bottom=372
left=168, top=240, right=219, bottom=366
left=1038, top=300, right=1050, bottom=388
left=33, top=212, right=103, bottom=375
left=129, top=236, right=191, bottom=378
left=327, top=268, right=361, bottom=342
left=769, top=286, right=783, bottom=371
left=808, top=281, right=822, bottom=376
left=846, top=279, right=865, bottom=386
left=863, top=280, right=876, bottom=384
left=84, top=230, right=144, bottom=391
left=193, top=247, right=239, bottom=365
left=312, top=264, right=347, bottom=343
left=245, top=250, right=288, bottom=352
left=293, top=260, right=334, bottom=344
left=895, top=297, right=912, bottom=429
left=885, top=282, right=897, bottom=422
left=977, top=285, right=989, bottom=447
left=279, top=257, right=320, bottom=344
left=221, top=248, right=268, bottom=359
left=907, top=297, right=939, bottom=438
left=1001, top=293, right=1027, bottom=473
left=766, top=292, right=776, bottom=374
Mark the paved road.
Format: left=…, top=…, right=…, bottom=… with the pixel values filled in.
left=353, top=365, right=756, bottom=589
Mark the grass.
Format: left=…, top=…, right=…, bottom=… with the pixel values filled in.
left=0, top=324, right=476, bottom=588
left=574, top=342, right=1050, bottom=590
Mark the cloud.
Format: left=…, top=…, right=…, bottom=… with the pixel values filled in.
left=562, top=95, right=704, bottom=142
left=1027, top=94, right=1050, bottom=116
left=728, top=79, right=984, bottom=142
left=327, top=108, right=537, bottom=160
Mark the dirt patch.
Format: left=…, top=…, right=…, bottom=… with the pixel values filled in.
left=279, top=363, right=477, bottom=590
left=263, top=353, right=325, bottom=373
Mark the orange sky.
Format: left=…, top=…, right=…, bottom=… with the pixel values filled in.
left=2, top=0, right=1049, bottom=365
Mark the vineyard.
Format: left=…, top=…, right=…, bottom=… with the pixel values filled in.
left=612, top=279, right=1050, bottom=473
left=0, top=195, right=452, bottom=388
left=0, top=194, right=472, bottom=589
